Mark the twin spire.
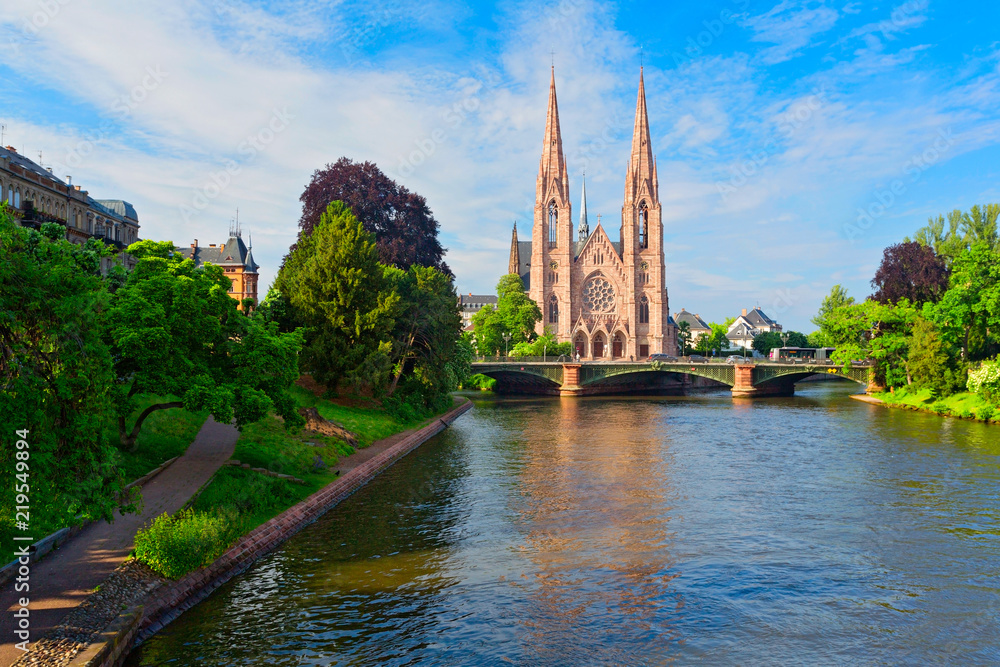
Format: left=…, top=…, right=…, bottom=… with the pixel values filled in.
left=537, top=66, right=656, bottom=237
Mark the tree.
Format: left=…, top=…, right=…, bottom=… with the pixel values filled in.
left=812, top=285, right=855, bottom=344
left=929, top=241, right=1000, bottom=362
left=907, top=316, right=961, bottom=397
left=277, top=201, right=400, bottom=392
left=510, top=330, right=573, bottom=358
left=871, top=241, right=949, bottom=306
left=785, top=331, right=809, bottom=348
left=695, top=322, right=731, bottom=356
left=297, top=157, right=448, bottom=273
left=752, top=331, right=783, bottom=356
left=109, top=240, right=305, bottom=449
left=471, top=274, right=542, bottom=355
left=676, top=321, right=692, bottom=355
left=0, top=214, right=128, bottom=524
left=827, top=299, right=917, bottom=389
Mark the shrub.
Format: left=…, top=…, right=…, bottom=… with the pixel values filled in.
left=931, top=401, right=950, bottom=415
left=134, top=508, right=241, bottom=579
left=465, top=373, right=496, bottom=391
left=968, top=361, right=1000, bottom=402
left=979, top=405, right=996, bottom=421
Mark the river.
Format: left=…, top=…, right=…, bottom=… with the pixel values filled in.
left=125, top=383, right=1000, bottom=665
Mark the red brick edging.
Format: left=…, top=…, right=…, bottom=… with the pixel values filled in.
left=106, top=399, right=473, bottom=662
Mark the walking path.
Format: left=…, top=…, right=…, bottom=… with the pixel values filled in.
left=0, top=417, right=238, bottom=667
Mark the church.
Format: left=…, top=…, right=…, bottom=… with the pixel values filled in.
left=508, top=68, right=678, bottom=359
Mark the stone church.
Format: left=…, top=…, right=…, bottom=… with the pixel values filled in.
left=508, top=68, right=678, bottom=359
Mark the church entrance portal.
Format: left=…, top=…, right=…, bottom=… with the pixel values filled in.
left=612, top=333, right=624, bottom=359
left=593, top=332, right=606, bottom=359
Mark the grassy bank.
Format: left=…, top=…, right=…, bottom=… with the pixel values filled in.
left=873, top=387, right=999, bottom=423
left=0, top=396, right=207, bottom=566
left=134, top=387, right=443, bottom=578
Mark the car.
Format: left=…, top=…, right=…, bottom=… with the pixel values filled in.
left=726, top=355, right=743, bottom=364
left=688, top=354, right=707, bottom=361
left=648, top=353, right=677, bottom=362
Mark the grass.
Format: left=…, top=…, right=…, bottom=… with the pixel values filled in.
left=873, top=387, right=998, bottom=422
left=133, top=386, right=457, bottom=578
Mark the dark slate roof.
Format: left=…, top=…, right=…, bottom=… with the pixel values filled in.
left=95, top=199, right=138, bottom=222
left=744, top=307, right=777, bottom=327
left=185, top=234, right=258, bottom=272
left=460, top=294, right=497, bottom=309
left=0, top=146, right=66, bottom=187
left=87, top=196, right=125, bottom=222
left=673, top=309, right=711, bottom=331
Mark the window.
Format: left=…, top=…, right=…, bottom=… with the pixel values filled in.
left=639, top=344, right=649, bottom=358
left=548, top=201, right=557, bottom=248
left=6, top=186, right=11, bottom=204
left=639, top=295, right=649, bottom=324
left=548, top=294, right=559, bottom=324
left=638, top=202, right=649, bottom=249
left=13, top=189, right=20, bottom=208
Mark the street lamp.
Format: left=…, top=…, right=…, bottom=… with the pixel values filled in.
left=502, top=332, right=511, bottom=359
left=543, top=341, right=548, bottom=363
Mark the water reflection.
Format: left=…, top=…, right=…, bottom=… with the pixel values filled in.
left=127, top=385, right=1000, bottom=666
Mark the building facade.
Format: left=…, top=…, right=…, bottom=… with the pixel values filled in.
left=726, top=307, right=783, bottom=350
left=508, top=68, right=677, bottom=359
left=460, top=293, right=498, bottom=331
left=673, top=309, right=712, bottom=351
left=182, top=225, right=260, bottom=308
left=0, top=146, right=140, bottom=272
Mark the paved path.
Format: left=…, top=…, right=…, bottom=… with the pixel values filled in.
left=0, top=417, right=238, bottom=667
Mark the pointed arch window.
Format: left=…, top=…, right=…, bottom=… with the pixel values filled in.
left=548, top=294, right=559, bottom=324
left=548, top=201, right=558, bottom=248
left=639, top=295, right=650, bottom=324
left=638, top=202, right=649, bottom=249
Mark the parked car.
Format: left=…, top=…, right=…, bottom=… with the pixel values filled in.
left=648, top=353, right=678, bottom=362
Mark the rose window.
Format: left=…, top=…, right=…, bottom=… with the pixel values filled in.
left=582, top=277, right=616, bottom=313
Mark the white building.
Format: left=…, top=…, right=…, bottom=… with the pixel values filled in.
left=726, top=307, right=783, bottom=350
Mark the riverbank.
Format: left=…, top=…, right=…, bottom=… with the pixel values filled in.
left=852, top=389, right=998, bottom=423
left=15, top=397, right=472, bottom=667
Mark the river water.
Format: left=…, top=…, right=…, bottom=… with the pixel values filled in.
left=125, top=383, right=1000, bottom=665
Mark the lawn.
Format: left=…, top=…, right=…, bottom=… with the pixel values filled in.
left=874, top=387, right=998, bottom=422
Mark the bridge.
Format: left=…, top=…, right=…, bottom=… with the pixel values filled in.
left=471, top=359, right=873, bottom=398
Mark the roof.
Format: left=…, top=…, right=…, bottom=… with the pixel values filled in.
left=95, top=199, right=138, bottom=222
left=673, top=309, right=710, bottom=331
left=0, top=146, right=67, bottom=188
left=186, top=234, right=258, bottom=272
left=744, top=307, right=777, bottom=327
left=460, top=294, right=497, bottom=308
left=87, top=197, right=125, bottom=222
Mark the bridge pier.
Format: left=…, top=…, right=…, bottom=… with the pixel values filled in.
left=560, top=363, right=584, bottom=396
left=731, top=364, right=795, bottom=398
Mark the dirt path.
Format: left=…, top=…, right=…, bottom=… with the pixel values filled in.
left=0, top=417, right=238, bottom=667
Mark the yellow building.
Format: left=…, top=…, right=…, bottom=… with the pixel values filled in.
left=182, top=226, right=259, bottom=309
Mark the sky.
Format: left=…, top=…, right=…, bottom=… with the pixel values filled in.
left=1, top=0, right=999, bottom=332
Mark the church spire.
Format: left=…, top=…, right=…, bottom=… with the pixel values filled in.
left=537, top=66, right=569, bottom=201
left=578, top=172, right=590, bottom=239
left=625, top=67, right=656, bottom=204
left=508, top=221, right=520, bottom=275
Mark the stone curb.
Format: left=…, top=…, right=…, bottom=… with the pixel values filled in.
left=0, top=456, right=182, bottom=589
left=63, top=606, right=145, bottom=667
left=121, top=399, right=473, bottom=658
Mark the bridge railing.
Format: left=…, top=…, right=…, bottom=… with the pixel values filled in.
left=473, top=356, right=874, bottom=367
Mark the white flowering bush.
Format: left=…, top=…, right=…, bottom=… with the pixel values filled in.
left=967, top=360, right=1000, bottom=402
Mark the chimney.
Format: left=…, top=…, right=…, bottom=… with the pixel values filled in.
left=67, top=175, right=72, bottom=185
left=73, top=185, right=81, bottom=191
left=742, top=308, right=747, bottom=316
left=209, top=243, right=216, bottom=247
left=191, top=239, right=197, bottom=248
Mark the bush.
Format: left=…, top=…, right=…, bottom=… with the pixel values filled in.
left=979, top=405, right=996, bottom=421
left=931, top=401, right=950, bottom=415
left=465, top=373, right=496, bottom=391
left=968, top=361, right=1000, bottom=402
left=134, top=509, right=240, bottom=579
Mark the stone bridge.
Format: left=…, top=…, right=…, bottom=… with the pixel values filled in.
left=471, top=360, right=872, bottom=398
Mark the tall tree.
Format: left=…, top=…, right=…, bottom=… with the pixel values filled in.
left=811, top=285, right=855, bottom=345
left=827, top=299, right=917, bottom=389
left=752, top=331, right=783, bottom=356
left=676, top=320, right=691, bottom=355
left=277, top=201, right=400, bottom=391
left=0, top=215, right=127, bottom=524
left=471, top=274, right=542, bottom=356
left=871, top=242, right=949, bottom=306
left=907, top=316, right=961, bottom=396
left=298, top=157, right=448, bottom=273
left=929, top=241, right=1000, bottom=362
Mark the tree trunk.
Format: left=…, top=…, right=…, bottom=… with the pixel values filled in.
left=119, top=401, right=184, bottom=452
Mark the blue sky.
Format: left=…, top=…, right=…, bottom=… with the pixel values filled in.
left=2, top=0, right=999, bottom=331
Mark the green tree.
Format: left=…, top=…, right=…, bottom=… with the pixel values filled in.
left=695, top=322, right=731, bottom=356
left=907, top=315, right=962, bottom=397
left=109, top=241, right=305, bottom=449
left=752, top=331, right=783, bottom=356
left=827, top=300, right=917, bottom=389
left=0, top=213, right=128, bottom=524
left=276, top=201, right=400, bottom=391
left=785, top=331, right=809, bottom=347
left=510, top=330, right=573, bottom=358
left=929, top=242, right=1000, bottom=362
left=811, top=285, right=855, bottom=342
left=676, top=321, right=692, bottom=355
left=471, top=274, right=541, bottom=355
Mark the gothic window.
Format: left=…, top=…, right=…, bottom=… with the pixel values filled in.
left=639, top=295, right=649, bottom=324
left=13, top=189, right=20, bottom=208
left=548, top=201, right=558, bottom=248
left=548, top=294, right=559, bottom=324
left=638, top=202, right=649, bottom=249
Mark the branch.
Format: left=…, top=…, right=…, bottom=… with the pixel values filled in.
left=121, top=401, right=184, bottom=450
